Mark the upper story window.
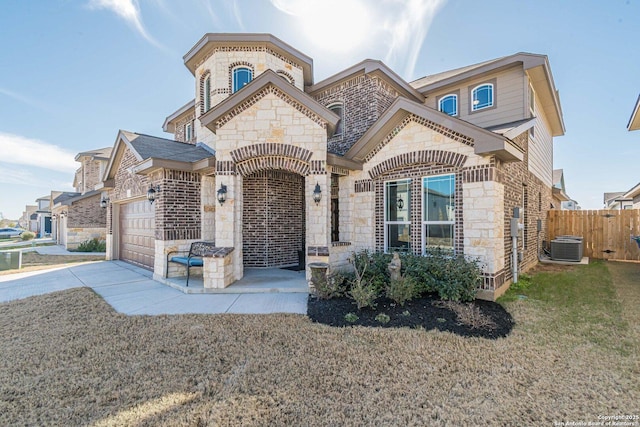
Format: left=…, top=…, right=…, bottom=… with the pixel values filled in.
left=471, top=83, right=494, bottom=111
left=438, top=94, right=458, bottom=116
left=185, top=122, right=193, bottom=141
left=232, top=67, right=253, bottom=93
left=328, top=102, right=344, bottom=136
left=201, top=74, right=211, bottom=113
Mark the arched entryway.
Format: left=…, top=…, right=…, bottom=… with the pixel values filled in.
left=242, top=170, right=305, bottom=268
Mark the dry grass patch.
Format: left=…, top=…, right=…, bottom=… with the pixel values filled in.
left=0, top=252, right=105, bottom=276
left=434, top=301, right=497, bottom=330
left=1, top=261, right=639, bottom=426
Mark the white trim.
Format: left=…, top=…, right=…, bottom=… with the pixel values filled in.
left=384, top=179, right=411, bottom=253
left=327, top=102, right=344, bottom=136
left=471, top=83, right=494, bottom=111
left=438, top=94, right=458, bottom=116
left=232, top=66, right=253, bottom=93
left=421, top=174, right=455, bottom=254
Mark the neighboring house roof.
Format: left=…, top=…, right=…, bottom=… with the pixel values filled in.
left=163, top=99, right=195, bottom=133
left=36, top=195, right=50, bottom=201
left=623, top=182, right=640, bottom=200
left=307, top=59, right=424, bottom=103
left=411, top=52, right=565, bottom=137
left=551, top=169, right=571, bottom=202
left=604, top=191, right=626, bottom=205
left=628, top=94, right=640, bottom=131
left=53, top=192, right=81, bottom=206
left=54, top=190, right=101, bottom=207
left=183, top=33, right=314, bottom=86
left=103, top=130, right=217, bottom=183
left=344, top=97, right=523, bottom=163
left=200, top=69, right=340, bottom=135
left=75, top=147, right=113, bottom=161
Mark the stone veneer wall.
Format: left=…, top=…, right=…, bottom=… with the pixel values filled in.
left=312, top=75, right=399, bottom=155
left=242, top=170, right=304, bottom=267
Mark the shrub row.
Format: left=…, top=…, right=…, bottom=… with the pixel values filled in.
left=314, top=249, right=482, bottom=309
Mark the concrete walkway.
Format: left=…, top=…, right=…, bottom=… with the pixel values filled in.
left=0, top=261, right=308, bottom=315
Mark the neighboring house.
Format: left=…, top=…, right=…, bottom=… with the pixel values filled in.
left=603, top=192, right=633, bottom=210
left=102, top=33, right=565, bottom=300
left=18, top=205, right=37, bottom=231
left=623, top=96, right=640, bottom=208
left=51, top=147, right=112, bottom=249
left=551, top=169, right=573, bottom=209
left=34, top=196, right=52, bottom=238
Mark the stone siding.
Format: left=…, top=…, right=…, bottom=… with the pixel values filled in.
left=66, top=228, right=107, bottom=250
left=312, top=75, right=399, bottom=155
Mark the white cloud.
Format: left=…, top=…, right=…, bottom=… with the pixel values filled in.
left=0, top=133, right=77, bottom=174
left=383, top=0, right=447, bottom=80
left=87, top=0, right=163, bottom=48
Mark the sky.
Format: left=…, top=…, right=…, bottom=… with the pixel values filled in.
left=1, top=0, right=639, bottom=219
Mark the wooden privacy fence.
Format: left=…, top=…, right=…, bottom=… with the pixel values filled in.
left=547, top=209, right=640, bottom=261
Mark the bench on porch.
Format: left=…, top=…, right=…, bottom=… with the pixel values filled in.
left=166, top=241, right=216, bottom=286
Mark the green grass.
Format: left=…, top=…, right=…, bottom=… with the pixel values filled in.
left=499, top=261, right=633, bottom=355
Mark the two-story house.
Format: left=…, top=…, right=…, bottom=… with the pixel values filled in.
left=51, top=147, right=112, bottom=249
left=102, top=33, right=564, bottom=300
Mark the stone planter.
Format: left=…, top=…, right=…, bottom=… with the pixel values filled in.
left=308, top=262, right=329, bottom=290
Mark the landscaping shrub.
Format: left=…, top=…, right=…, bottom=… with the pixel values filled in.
left=314, top=272, right=347, bottom=300
left=74, top=238, right=106, bottom=253
left=375, top=313, right=390, bottom=324
left=20, top=231, right=35, bottom=241
left=349, top=249, right=390, bottom=293
left=347, top=253, right=379, bottom=310
left=385, top=276, right=417, bottom=306
left=433, top=255, right=482, bottom=302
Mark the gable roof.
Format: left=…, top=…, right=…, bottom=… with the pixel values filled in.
left=183, top=33, right=314, bottom=86
left=344, top=97, right=524, bottom=163
left=623, top=182, right=640, bottom=200
left=411, top=52, right=565, bottom=137
left=75, top=146, right=112, bottom=161
left=628, top=94, right=640, bottom=131
left=307, top=59, right=424, bottom=103
left=163, top=99, right=195, bottom=133
left=200, top=69, right=340, bottom=135
left=103, top=130, right=216, bottom=184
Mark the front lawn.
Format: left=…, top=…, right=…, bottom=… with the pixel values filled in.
left=0, top=261, right=638, bottom=426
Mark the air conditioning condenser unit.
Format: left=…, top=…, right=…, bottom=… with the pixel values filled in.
left=550, top=238, right=583, bottom=262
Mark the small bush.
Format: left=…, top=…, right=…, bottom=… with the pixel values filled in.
left=375, top=313, right=390, bottom=324
left=314, top=273, right=347, bottom=300
left=20, top=231, right=35, bottom=241
left=74, top=238, right=106, bottom=252
left=344, top=312, right=359, bottom=323
left=349, top=250, right=390, bottom=293
left=348, top=279, right=378, bottom=310
left=386, top=276, right=417, bottom=306
left=436, top=301, right=496, bottom=330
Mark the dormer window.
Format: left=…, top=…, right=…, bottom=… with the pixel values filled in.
left=232, top=67, right=253, bottom=93
left=471, top=83, right=494, bottom=111
left=438, top=94, right=458, bottom=116
left=328, top=102, right=344, bottom=136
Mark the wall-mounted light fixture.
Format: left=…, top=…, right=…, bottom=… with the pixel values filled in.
left=397, top=197, right=404, bottom=210
left=313, top=183, right=322, bottom=205
left=60, top=211, right=67, bottom=218
left=147, top=185, right=161, bottom=204
left=100, top=193, right=110, bottom=209
left=217, top=184, right=227, bottom=205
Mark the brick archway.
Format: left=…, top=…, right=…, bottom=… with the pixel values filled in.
left=368, top=150, right=468, bottom=179
left=231, top=143, right=313, bottom=177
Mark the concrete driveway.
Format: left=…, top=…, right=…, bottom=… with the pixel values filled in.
left=0, top=261, right=308, bottom=315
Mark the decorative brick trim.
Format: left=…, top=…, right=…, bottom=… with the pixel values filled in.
left=215, top=160, right=236, bottom=176
left=462, top=164, right=502, bottom=183
left=331, top=241, right=351, bottom=247
left=230, top=143, right=312, bottom=163
left=310, top=160, right=326, bottom=175
left=480, top=269, right=505, bottom=291
left=228, top=61, right=255, bottom=93
left=355, top=179, right=373, bottom=193
left=276, top=69, right=295, bottom=85
left=369, top=150, right=468, bottom=179
left=329, top=165, right=350, bottom=176
left=364, top=114, right=475, bottom=162
left=215, top=86, right=327, bottom=130
left=307, top=246, right=330, bottom=256
left=236, top=157, right=310, bottom=176
left=199, top=71, right=211, bottom=115
left=195, top=46, right=303, bottom=75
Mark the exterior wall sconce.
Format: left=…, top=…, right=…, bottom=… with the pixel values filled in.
left=100, top=194, right=110, bottom=209
left=217, top=184, right=227, bottom=205
left=147, top=185, right=160, bottom=204
left=60, top=211, right=67, bottom=218
left=313, top=182, right=322, bottom=205
left=397, top=197, right=404, bottom=210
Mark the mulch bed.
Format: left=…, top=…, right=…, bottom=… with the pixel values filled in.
left=308, top=294, right=514, bottom=339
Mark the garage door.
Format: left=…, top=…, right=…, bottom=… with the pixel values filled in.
left=119, top=199, right=155, bottom=270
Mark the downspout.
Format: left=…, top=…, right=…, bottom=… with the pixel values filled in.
left=510, top=208, right=521, bottom=283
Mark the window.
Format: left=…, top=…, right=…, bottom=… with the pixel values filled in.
left=331, top=174, right=339, bottom=242
left=385, top=180, right=411, bottom=252
left=471, top=83, right=494, bottom=111
left=232, top=67, right=253, bottom=93
left=529, top=83, right=535, bottom=116
left=422, top=174, right=455, bottom=253
left=438, top=94, right=458, bottom=116
left=328, top=103, right=344, bottom=136
left=185, top=122, right=192, bottom=141
left=203, top=75, right=211, bottom=112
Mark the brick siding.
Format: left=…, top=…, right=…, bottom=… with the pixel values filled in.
left=242, top=170, right=304, bottom=267
left=67, top=194, right=106, bottom=228
left=154, top=170, right=201, bottom=241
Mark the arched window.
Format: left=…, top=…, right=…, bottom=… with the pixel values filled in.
left=438, top=94, right=458, bottom=116
left=471, top=83, right=494, bottom=111
left=232, top=67, right=253, bottom=93
left=328, top=102, right=344, bottom=136
left=201, top=74, right=211, bottom=113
